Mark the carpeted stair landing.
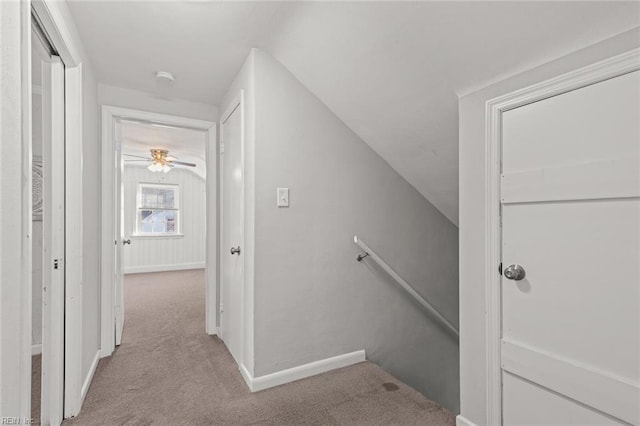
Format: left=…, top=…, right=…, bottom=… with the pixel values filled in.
left=64, top=269, right=454, bottom=425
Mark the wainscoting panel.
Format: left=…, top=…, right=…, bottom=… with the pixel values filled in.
left=123, top=166, right=206, bottom=273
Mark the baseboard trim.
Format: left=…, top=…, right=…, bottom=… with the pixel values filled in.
left=240, top=350, right=366, bottom=392
left=240, top=364, right=254, bottom=390
left=456, top=415, right=478, bottom=426
left=32, top=344, right=42, bottom=355
left=81, top=350, right=100, bottom=406
left=124, top=262, right=205, bottom=275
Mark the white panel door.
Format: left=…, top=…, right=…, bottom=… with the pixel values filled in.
left=39, top=52, right=65, bottom=425
left=220, top=102, right=244, bottom=365
left=501, top=70, right=640, bottom=425
left=114, top=120, right=125, bottom=346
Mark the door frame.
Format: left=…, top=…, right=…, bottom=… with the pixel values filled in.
left=39, top=52, right=66, bottom=426
left=100, top=106, right=217, bottom=357
left=218, top=92, right=246, bottom=366
left=483, top=47, right=640, bottom=425
left=1, top=0, right=86, bottom=419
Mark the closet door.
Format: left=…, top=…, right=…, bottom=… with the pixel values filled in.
left=35, top=27, right=66, bottom=425
left=500, top=71, right=640, bottom=425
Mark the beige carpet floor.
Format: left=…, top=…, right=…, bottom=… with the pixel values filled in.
left=65, top=269, right=454, bottom=425
left=32, top=353, right=41, bottom=424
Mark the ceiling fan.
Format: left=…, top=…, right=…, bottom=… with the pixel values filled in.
left=123, top=149, right=196, bottom=173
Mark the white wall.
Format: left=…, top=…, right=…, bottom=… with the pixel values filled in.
left=123, top=166, right=206, bottom=274
left=15, top=0, right=102, bottom=407
left=0, top=0, right=100, bottom=416
left=221, top=49, right=460, bottom=411
left=458, top=27, right=640, bottom=426
left=98, top=83, right=218, bottom=122
left=0, top=1, right=31, bottom=416
left=68, top=9, right=101, bottom=391
left=78, top=70, right=100, bottom=388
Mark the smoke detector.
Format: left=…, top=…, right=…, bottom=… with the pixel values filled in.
left=156, top=71, right=175, bottom=85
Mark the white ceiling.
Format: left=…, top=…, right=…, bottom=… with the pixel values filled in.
left=68, top=1, right=640, bottom=224
left=120, top=120, right=207, bottom=178
left=68, top=1, right=293, bottom=104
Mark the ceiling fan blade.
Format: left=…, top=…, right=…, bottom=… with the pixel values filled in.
left=123, top=153, right=151, bottom=159
left=124, top=159, right=151, bottom=163
left=170, top=160, right=196, bottom=167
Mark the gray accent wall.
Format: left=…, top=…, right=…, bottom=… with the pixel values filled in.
left=250, top=50, right=460, bottom=412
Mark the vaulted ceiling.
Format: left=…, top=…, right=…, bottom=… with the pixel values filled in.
left=68, top=1, right=640, bottom=224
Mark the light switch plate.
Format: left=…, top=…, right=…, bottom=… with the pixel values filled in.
left=277, top=187, right=289, bottom=207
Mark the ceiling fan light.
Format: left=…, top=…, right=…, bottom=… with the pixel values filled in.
left=162, top=164, right=171, bottom=173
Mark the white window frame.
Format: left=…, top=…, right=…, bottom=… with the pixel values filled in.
left=134, top=182, right=181, bottom=236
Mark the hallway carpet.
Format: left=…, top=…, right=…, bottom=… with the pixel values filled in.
left=32, top=354, right=41, bottom=424
left=65, top=269, right=454, bottom=425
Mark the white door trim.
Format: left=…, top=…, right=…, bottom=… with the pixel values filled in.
left=205, top=122, right=218, bottom=336
left=484, top=47, right=640, bottom=425
left=32, top=1, right=86, bottom=417
left=100, top=106, right=217, bottom=357
left=218, top=92, right=246, bottom=368
left=63, top=63, right=84, bottom=419
left=40, top=54, right=65, bottom=426
left=0, top=0, right=85, bottom=419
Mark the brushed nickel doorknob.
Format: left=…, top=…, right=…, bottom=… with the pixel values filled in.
left=504, top=264, right=525, bottom=281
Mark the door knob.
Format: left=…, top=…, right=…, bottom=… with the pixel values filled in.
left=504, top=264, right=525, bottom=281
left=123, top=239, right=131, bottom=245
left=230, top=246, right=241, bottom=255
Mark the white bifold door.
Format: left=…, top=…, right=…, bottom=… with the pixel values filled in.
left=500, top=70, right=640, bottom=424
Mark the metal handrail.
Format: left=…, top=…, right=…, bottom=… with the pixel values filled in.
left=354, top=236, right=459, bottom=338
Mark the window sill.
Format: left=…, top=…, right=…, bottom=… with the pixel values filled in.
left=131, top=233, right=184, bottom=240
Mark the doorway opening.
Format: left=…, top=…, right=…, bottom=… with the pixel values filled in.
left=119, top=120, right=208, bottom=346
left=100, top=107, right=217, bottom=358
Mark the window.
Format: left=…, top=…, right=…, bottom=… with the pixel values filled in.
left=136, top=183, right=180, bottom=235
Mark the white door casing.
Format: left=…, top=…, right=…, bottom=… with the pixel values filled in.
left=220, top=95, right=245, bottom=366
left=114, top=120, right=125, bottom=346
left=3, top=1, right=85, bottom=418
left=40, top=53, right=65, bottom=426
left=485, top=49, right=640, bottom=425
left=100, top=107, right=217, bottom=358
left=500, top=70, right=639, bottom=425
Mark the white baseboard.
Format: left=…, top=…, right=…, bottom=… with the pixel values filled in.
left=32, top=344, right=42, bottom=355
left=240, top=350, right=366, bottom=392
left=124, top=262, right=205, bottom=274
left=81, top=350, right=100, bottom=406
left=456, top=415, right=478, bottom=426
left=240, top=363, right=254, bottom=390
